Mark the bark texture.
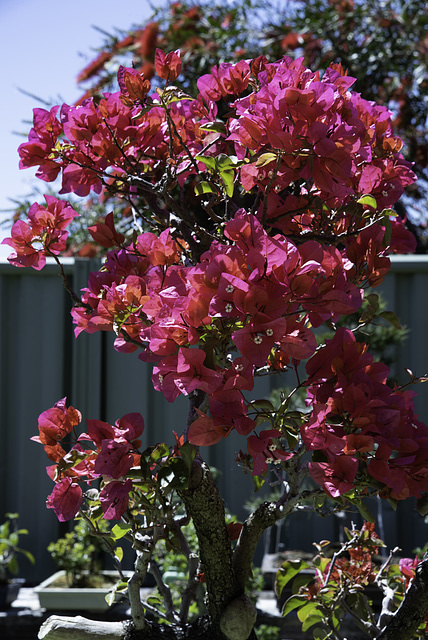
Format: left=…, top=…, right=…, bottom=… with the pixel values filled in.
left=376, top=556, right=428, bottom=640
left=178, top=459, right=238, bottom=635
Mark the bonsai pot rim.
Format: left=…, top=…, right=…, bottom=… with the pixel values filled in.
left=35, top=570, right=130, bottom=612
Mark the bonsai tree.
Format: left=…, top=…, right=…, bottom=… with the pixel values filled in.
left=47, top=519, right=109, bottom=588
left=4, top=44, right=428, bottom=640
left=0, top=513, right=35, bottom=585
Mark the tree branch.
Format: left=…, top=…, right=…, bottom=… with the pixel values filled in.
left=233, top=490, right=324, bottom=591
left=376, top=556, right=428, bottom=640
left=149, top=559, right=181, bottom=624
left=38, top=616, right=128, bottom=640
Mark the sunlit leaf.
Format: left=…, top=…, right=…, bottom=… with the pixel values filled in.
left=275, top=560, right=310, bottom=597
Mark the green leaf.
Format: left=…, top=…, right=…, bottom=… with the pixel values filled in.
left=219, top=169, right=235, bottom=197
left=195, top=155, right=217, bottom=171
left=417, top=493, right=428, bottom=516
left=297, top=601, right=320, bottom=622
left=115, top=546, right=124, bottom=562
left=179, top=442, right=196, bottom=471
left=292, top=572, right=314, bottom=594
left=158, top=458, right=189, bottom=490
left=105, top=590, right=116, bottom=606
left=194, top=181, right=217, bottom=196
left=255, top=152, right=277, bottom=167
left=348, top=498, right=375, bottom=523
left=381, top=208, right=397, bottom=218
left=132, top=105, right=153, bottom=119
left=285, top=428, right=299, bottom=450
left=140, top=445, right=156, bottom=477
left=249, top=399, right=276, bottom=411
left=111, top=523, right=132, bottom=541
left=114, top=579, right=128, bottom=593
left=168, top=458, right=190, bottom=489
left=215, top=153, right=236, bottom=169
left=296, top=602, right=325, bottom=631
left=382, top=216, right=392, bottom=247
left=365, top=293, right=380, bottom=311
left=8, top=556, right=18, bottom=575
left=281, top=594, right=308, bottom=617
left=313, top=628, right=330, bottom=640
left=357, top=194, right=377, bottom=209
left=275, top=560, right=310, bottom=597
left=252, top=475, right=265, bottom=492
left=199, top=121, right=228, bottom=134
left=312, top=556, right=329, bottom=573
left=150, top=443, right=170, bottom=463
left=19, top=549, right=35, bottom=565
left=302, top=612, right=325, bottom=632
left=379, top=311, right=402, bottom=330
left=314, top=493, right=326, bottom=510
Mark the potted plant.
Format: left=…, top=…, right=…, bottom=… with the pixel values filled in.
left=0, top=513, right=35, bottom=608
left=35, top=518, right=128, bottom=611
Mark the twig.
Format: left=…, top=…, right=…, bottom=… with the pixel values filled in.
left=48, top=252, right=92, bottom=310
left=179, top=552, right=202, bottom=623
left=149, top=559, right=181, bottom=624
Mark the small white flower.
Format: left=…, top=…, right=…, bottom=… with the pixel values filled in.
left=266, top=328, right=274, bottom=336
left=225, top=284, right=234, bottom=293
left=225, top=303, right=233, bottom=313
left=235, top=363, right=244, bottom=372
left=254, top=335, right=263, bottom=344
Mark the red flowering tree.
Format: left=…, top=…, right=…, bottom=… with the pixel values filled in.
left=4, top=45, right=428, bottom=640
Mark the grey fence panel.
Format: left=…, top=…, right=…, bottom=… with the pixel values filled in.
left=0, top=261, right=75, bottom=582
left=381, top=256, right=428, bottom=418
left=70, top=259, right=104, bottom=421
left=1, top=256, right=428, bottom=582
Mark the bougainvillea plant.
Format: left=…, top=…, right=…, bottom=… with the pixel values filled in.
left=276, top=522, right=428, bottom=639
left=4, top=46, right=428, bottom=640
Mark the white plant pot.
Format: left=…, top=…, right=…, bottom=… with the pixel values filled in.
left=35, top=570, right=127, bottom=612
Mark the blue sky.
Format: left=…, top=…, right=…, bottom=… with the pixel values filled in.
left=0, top=0, right=156, bottom=256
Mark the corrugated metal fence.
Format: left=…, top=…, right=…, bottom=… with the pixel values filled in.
left=1, top=256, right=427, bottom=582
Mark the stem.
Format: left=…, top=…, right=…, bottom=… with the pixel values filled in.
left=162, top=96, right=200, bottom=175
left=184, top=389, right=206, bottom=441
left=149, top=559, right=181, bottom=624
left=127, top=533, right=156, bottom=631
left=179, top=552, right=203, bottom=623
left=262, top=153, right=282, bottom=225
left=340, top=596, right=378, bottom=638
left=48, top=252, right=92, bottom=309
